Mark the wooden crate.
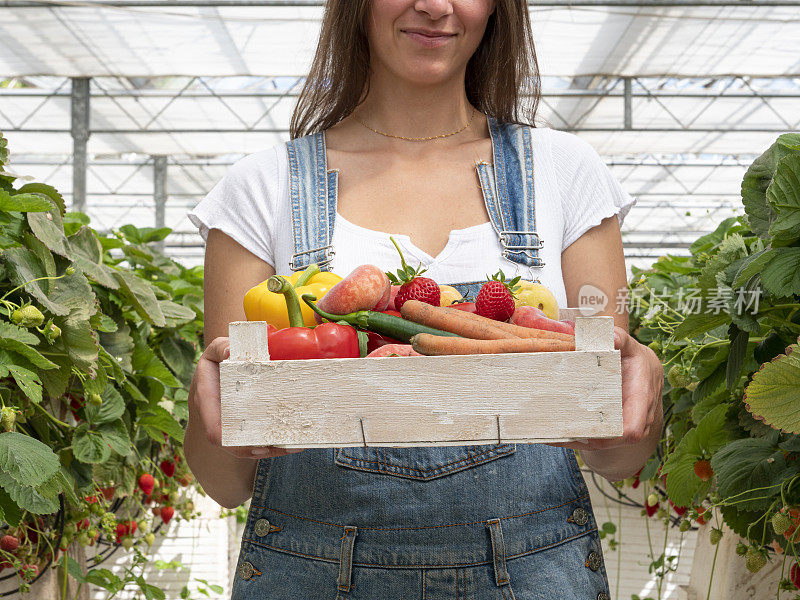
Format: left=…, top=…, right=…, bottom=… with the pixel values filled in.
left=220, top=308, right=622, bottom=448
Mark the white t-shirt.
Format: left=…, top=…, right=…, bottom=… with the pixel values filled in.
left=187, top=127, right=637, bottom=309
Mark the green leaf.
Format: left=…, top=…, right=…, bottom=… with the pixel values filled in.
left=0, top=246, right=68, bottom=315
left=662, top=405, right=728, bottom=507
left=0, top=485, right=22, bottom=526
left=138, top=581, right=166, bottom=600
left=133, top=339, right=180, bottom=388
left=27, top=203, right=71, bottom=259
left=99, top=322, right=134, bottom=372
left=733, top=248, right=776, bottom=287
left=55, top=317, right=99, bottom=377
left=761, top=248, right=800, bottom=297
left=0, top=470, right=60, bottom=514
left=114, top=270, right=166, bottom=327
left=0, top=320, right=38, bottom=345
left=158, top=299, right=196, bottom=328
left=139, top=406, right=184, bottom=443
left=66, top=556, right=86, bottom=584
left=85, top=568, right=122, bottom=592
left=56, top=466, right=80, bottom=507
left=0, top=190, right=53, bottom=212
left=85, top=386, right=125, bottom=425
left=742, top=140, right=797, bottom=239
left=711, top=437, right=794, bottom=511
left=673, top=310, right=730, bottom=340
left=719, top=502, right=770, bottom=545
left=767, top=154, right=800, bottom=246
left=39, top=352, right=72, bottom=399
left=726, top=324, right=749, bottom=390
left=743, top=340, right=800, bottom=432
left=98, top=421, right=132, bottom=456
left=17, top=182, right=66, bottom=216
left=8, top=363, right=42, bottom=403
left=0, top=431, right=60, bottom=486
left=160, top=336, right=197, bottom=385
left=68, top=226, right=119, bottom=289
left=72, top=424, right=112, bottom=464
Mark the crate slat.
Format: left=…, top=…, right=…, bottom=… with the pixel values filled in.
left=220, top=313, right=622, bottom=448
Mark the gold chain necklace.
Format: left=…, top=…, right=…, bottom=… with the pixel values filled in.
left=352, top=107, right=477, bottom=142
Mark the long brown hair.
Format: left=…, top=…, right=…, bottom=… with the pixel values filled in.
left=290, top=0, right=541, bottom=139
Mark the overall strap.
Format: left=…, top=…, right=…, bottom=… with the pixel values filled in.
left=482, top=115, right=544, bottom=268
left=286, top=131, right=338, bottom=272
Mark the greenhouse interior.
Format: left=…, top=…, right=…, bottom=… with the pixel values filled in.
left=0, top=1, right=798, bottom=599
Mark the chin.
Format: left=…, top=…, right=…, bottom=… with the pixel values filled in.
left=397, top=61, right=457, bottom=86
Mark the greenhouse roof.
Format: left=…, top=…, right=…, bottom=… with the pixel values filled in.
left=1, top=1, right=798, bottom=267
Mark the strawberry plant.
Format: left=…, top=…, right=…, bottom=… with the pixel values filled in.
left=609, top=132, right=800, bottom=594
left=0, top=131, right=210, bottom=597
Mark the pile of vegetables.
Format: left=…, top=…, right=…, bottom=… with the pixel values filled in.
left=243, top=236, right=577, bottom=359
left=0, top=131, right=207, bottom=598
left=615, top=133, right=800, bottom=591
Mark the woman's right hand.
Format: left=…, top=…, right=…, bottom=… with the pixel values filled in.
left=189, top=336, right=305, bottom=460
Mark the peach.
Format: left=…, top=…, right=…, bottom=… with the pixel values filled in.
left=315, top=265, right=391, bottom=321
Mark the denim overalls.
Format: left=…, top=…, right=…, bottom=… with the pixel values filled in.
left=230, top=116, right=611, bottom=600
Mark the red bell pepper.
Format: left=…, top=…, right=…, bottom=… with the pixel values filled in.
left=265, top=276, right=360, bottom=360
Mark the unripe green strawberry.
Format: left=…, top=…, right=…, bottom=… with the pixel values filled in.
left=647, top=493, right=659, bottom=506
left=735, top=542, right=748, bottom=556
left=679, top=519, right=691, bottom=532
left=745, top=548, right=767, bottom=573
left=88, top=393, right=102, bottom=406
left=16, top=305, right=44, bottom=328
left=648, top=340, right=660, bottom=353
left=1, top=407, right=17, bottom=432
left=65, top=266, right=75, bottom=275
left=122, top=537, right=134, bottom=550
left=144, top=533, right=155, bottom=546
left=76, top=532, right=90, bottom=547
left=44, top=323, right=61, bottom=342
left=709, top=528, right=723, bottom=545
left=656, top=508, right=667, bottom=519
left=773, top=510, right=794, bottom=535
left=667, top=365, right=691, bottom=388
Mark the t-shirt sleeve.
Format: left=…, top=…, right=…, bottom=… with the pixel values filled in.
left=186, top=146, right=282, bottom=267
left=552, top=131, right=638, bottom=252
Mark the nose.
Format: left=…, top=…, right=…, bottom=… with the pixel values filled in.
left=414, top=0, right=454, bottom=20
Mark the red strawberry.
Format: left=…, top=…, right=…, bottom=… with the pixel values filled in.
left=386, top=236, right=440, bottom=310
left=694, top=459, right=713, bottom=481
left=668, top=500, right=687, bottom=516
left=100, top=486, right=115, bottom=501
left=645, top=500, right=659, bottom=517
left=160, top=506, right=175, bottom=524
left=791, top=563, right=800, bottom=589
left=160, top=460, right=176, bottom=478
left=138, top=473, right=155, bottom=496
left=475, top=271, right=520, bottom=322
left=178, top=475, right=192, bottom=487
left=1, top=535, right=19, bottom=552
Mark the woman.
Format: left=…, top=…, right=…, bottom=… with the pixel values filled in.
left=186, top=1, right=664, bottom=598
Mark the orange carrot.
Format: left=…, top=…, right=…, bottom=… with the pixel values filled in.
left=410, top=333, right=575, bottom=356
left=400, top=300, right=518, bottom=340
left=438, top=306, right=576, bottom=343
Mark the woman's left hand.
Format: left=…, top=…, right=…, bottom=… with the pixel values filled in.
left=546, top=325, right=664, bottom=452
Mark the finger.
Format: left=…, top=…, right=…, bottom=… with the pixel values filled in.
left=613, top=327, right=637, bottom=356
left=203, top=336, right=230, bottom=364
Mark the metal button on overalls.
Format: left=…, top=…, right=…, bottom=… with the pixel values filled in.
left=571, top=507, right=589, bottom=526
left=254, top=519, right=271, bottom=536
left=586, top=551, right=602, bottom=571
left=238, top=561, right=255, bottom=580
left=597, top=593, right=610, bottom=600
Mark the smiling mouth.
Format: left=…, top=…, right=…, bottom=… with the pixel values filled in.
left=401, top=29, right=456, bottom=39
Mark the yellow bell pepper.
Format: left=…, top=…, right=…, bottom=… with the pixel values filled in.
left=243, top=264, right=342, bottom=329
left=513, top=279, right=559, bottom=320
